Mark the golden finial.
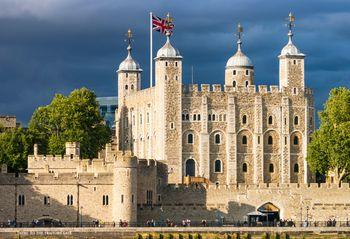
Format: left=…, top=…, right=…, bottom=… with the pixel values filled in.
left=237, top=23, right=243, bottom=34
left=289, top=12, right=295, bottom=23
left=124, top=29, right=133, bottom=53
left=235, top=23, right=243, bottom=51
left=286, top=12, right=295, bottom=42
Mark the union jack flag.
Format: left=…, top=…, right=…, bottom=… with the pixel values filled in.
left=152, top=14, right=174, bottom=35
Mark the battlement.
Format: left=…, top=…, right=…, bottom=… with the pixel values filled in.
left=137, top=158, right=157, bottom=167
left=182, top=84, right=282, bottom=95
left=163, top=182, right=350, bottom=192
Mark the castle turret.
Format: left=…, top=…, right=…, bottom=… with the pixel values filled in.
left=279, top=13, right=305, bottom=91
left=154, top=14, right=183, bottom=183
left=65, top=142, right=80, bottom=158
left=116, top=29, right=142, bottom=151
left=117, top=29, right=142, bottom=105
left=225, top=24, right=254, bottom=87
left=112, top=151, right=138, bottom=225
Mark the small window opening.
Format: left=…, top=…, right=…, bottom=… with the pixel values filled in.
left=269, top=164, right=274, bottom=173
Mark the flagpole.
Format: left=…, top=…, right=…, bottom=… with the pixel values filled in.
left=150, top=12, right=153, bottom=87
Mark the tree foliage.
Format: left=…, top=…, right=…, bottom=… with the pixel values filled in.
left=307, top=87, right=350, bottom=183
left=28, top=87, right=111, bottom=159
left=0, top=127, right=32, bottom=172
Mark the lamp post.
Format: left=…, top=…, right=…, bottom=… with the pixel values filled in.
left=306, top=206, right=309, bottom=227
left=80, top=206, right=83, bottom=227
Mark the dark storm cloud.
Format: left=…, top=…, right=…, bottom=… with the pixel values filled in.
left=0, top=0, right=349, bottom=125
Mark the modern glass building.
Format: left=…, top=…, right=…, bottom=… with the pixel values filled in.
left=96, top=97, right=117, bottom=129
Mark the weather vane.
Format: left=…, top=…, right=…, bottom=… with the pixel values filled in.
left=125, top=28, right=133, bottom=46
left=236, top=23, right=243, bottom=41
left=286, top=12, right=295, bottom=32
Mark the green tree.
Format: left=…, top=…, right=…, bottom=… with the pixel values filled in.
left=0, top=127, right=32, bottom=172
left=307, top=87, right=350, bottom=184
left=28, top=87, right=111, bottom=158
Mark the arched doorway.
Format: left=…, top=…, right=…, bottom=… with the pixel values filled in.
left=258, top=202, right=280, bottom=223
left=185, top=159, right=195, bottom=176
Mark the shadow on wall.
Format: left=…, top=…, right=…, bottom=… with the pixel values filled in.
left=137, top=182, right=256, bottom=226
left=0, top=172, right=107, bottom=226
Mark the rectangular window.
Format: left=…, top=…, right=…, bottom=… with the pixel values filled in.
left=146, top=190, right=153, bottom=205
left=18, top=195, right=25, bottom=206
left=132, top=194, right=134, bottom=204
left=67, top=195, right=73, bottom=205
left=121, top=194, right=124, bottom=204
left=44, top=196, right=50, bottom=205
left=103, top=195, right=109, bottom=205
left=258, top=136, right=260, bottom=144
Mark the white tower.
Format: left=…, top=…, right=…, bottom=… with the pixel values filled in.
left=225, top=23, right=254, bottom=87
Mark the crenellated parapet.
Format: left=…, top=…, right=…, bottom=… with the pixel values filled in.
left=183, top=83, right=283, bottom=96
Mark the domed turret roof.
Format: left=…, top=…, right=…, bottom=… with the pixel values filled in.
left=279, top=13, right=305, bottom=57
left=118, top=29, right=142, bottom=72
left=226, top=24, right=253, bottom=68
left=156, top=32, right=182, bottom=59
left=118, top=45, right=142, bottom=72
left=226, top=46, right=253, bottom=68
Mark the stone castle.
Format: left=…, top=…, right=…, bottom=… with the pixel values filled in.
left=1, top=15, right=350, bottom=226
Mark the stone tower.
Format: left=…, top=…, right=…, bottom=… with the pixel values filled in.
left=154, top=29, right=183, bottom=184
left=112, top=151, right=138, bottom=225
left=116, top=29, right=142, bottom=151
left=278, top=14, right=305, bottom=91
left=225, top=24, right=254, bottom=87
left=117, top=29, right=142, bottom=104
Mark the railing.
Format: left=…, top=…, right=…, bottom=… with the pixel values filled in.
left=1, top=220, right=349, bottom=228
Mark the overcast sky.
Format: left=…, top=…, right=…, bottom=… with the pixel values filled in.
left=0, top=0, right=349, bottom=125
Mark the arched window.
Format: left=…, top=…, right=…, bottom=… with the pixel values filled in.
left=242, top=115, right=247, bottom=124
left=187, top=133, right=194, bottom=144
left=214, top=159, right=222, bottom=173
left=233, top=80, right=236, bottom=87
left=197, top=114, right=201, bottom=121
left=268, top=116, right=273, bottom=125
left=242, top=163, right=247, bottom=173
left=245, top=70, right=249, bottom=76
left=293, top=135, right=299, bottom=145
left=245, top=81, right=249, bottom=87
left=215, top=133, right=221, bottom=144
left=269, top=164, right=274, bottom=173
left=185, top=114, right=189, bottom=121
left=131, top=84, right=134, bottom=90
left=212, top=114, right=216, bottom=121
left=125, top=85, right=128, bottom=90
left=268, top=135, right=273, bottom=145
left=294, top=163, right=299, bottom=173
left=242, top=135, right=247, bottom=145
left=185, top=159, right=195, bottom=176
left=182, top=114, right=185, bottom=121
left=233, top=70, right=236, bottom=75
left=294, top=116, right=299, bottom=125
left=193, top=114, right=196, bottom=121
left=208, top=114, right=212, bottom=121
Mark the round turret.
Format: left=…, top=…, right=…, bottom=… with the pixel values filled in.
left=112, top=151, right=138, bottom=225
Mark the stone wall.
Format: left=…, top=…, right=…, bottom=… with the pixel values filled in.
left=138, top=183, right=350, bottom=224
